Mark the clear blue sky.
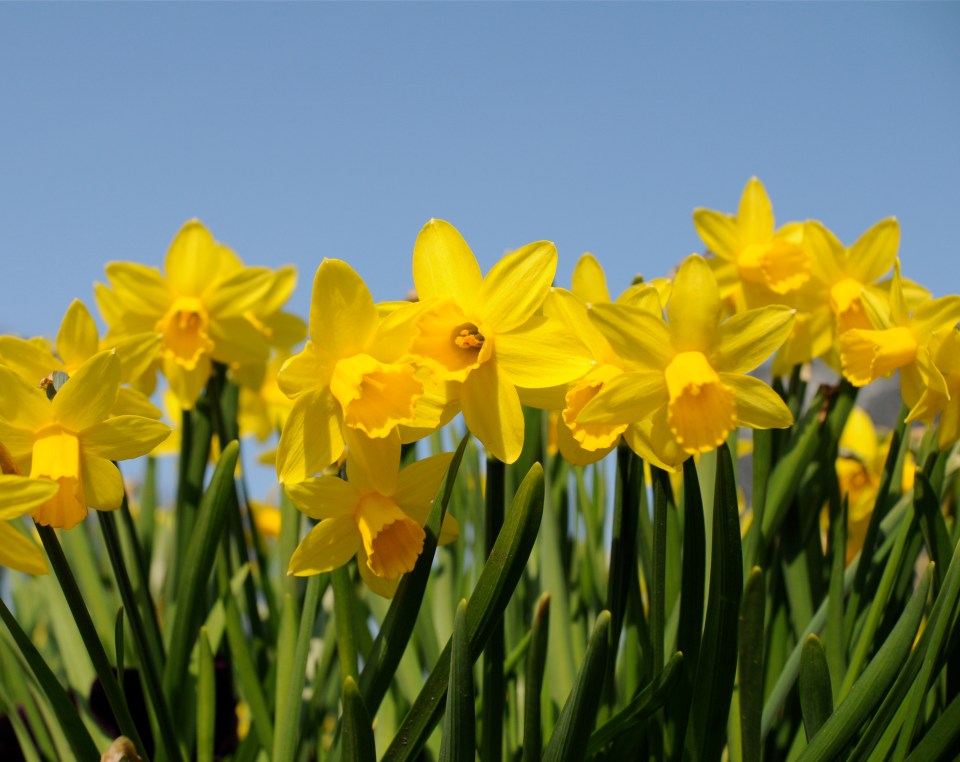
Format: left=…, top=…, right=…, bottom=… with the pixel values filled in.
left=2, top=3, right=958, bottom=340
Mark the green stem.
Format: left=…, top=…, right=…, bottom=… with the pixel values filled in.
left=483, top=455, right=506, bottom=762
left=651, top=466, right=671, bottom=674
left=36, top=522, right=149, bottom=759
left=332, top=564, right=359, bottom=682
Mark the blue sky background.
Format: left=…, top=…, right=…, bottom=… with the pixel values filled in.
left=1, top=3, right=957, bottom=500
left=2, top=3, right=958, bottom=342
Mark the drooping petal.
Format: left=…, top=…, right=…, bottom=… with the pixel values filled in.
left=495, top=318, right=594, bottom=389
left=82, top=416, right=171, bottom=460
left=577, top=370, right=666, bottom=425
left=80, top=455, right=125, bottom=511
left=52, top=351, right=120, bottom=432
left=571, top=253, right=611, bottom=304
left=588, top=303, right=672, bottom=369
left=692, top=209, right=739, bottom=261
left=715, top=306, right=795, bottom=373
left=56, top=300, right=100, bottom=371
left=721, top=374, right=794, bottom=429
left=288, top=516, right=360, bottom=576
left=0, top=521, right=48, bottom=575
left=851, top=218, right=900, bottom=285
left=103, top=262, right=170, bottom=317
left=477, top=240, right=557, bottom=333
left=668, top=255, right=721, bottom=353
left=460, top=358, right=524, bottom=464
left=164, top=220, right=223, bottom=298
left=276, top=389, right=345, bottom=484
left=412, top=219, right=483, bottom=312
left=0, top=475, right=59, bottom=521
left=284, top=476, right=358, bottom=521
left=737, top=177, right=774, bottom=245
left=308, top=259, right=378, bottom=360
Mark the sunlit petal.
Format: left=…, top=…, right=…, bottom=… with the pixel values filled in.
left=52, top=351, right=120, bottom=432
left=288, top=516, right=359, bottom=576
left=667, top=255, right=721, bottom=353
left=82, top=416, right=171, bottom=460
left=284, top=477, right=358, bottom=521
left=715, top=306, right=795, bottom=373
left=276, top=390, right=345, bottom=483
left=0, top=521, right=48, bottom=575
left=461, top=358, right=524, bottom=464
left=308, top=259, right=378, bottom=360
left=56, top=300, right=100, bottom=371
left=496, top=318, right=594, bottom=389
left=478, top=240, right=556, bottom=332
left=571, top=253, right=611, bottom=303
left=721, top=374, right=794, bottom=429
left=412, top=219, right=483, bottom=312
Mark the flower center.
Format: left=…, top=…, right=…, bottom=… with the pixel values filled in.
left=840, top=326, right=918, bottom=387
left=354, top=492, right=425, bottom=580
left=330, top=354, right=422, bottom=438
left=830, top=277, right=871, bottom=332
left=30, top=426, right=87, bottom=530
left=157, top=296, right=213, bottom=370
left=563, top=366, right=627, bottom=452
left=738, top=238, right=810, bottom=294
left=454, top=324, right=485, bottom=350
left=663, top=351, right=737, bottom=454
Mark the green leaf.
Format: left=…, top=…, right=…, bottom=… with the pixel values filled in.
left=359, top=434, right=469, bottom=712
left=224, top=590, right=274, bottom=752
left=544, top=611, right=611, bottom=762
left=522, top=593, right=550, bottom=762
left=905, top=688, right=960, bottom=761
left=796, top=564, right=932, bottom=761
left=685, top=443, right=743, bottom=761
left=440, top=600, right=475, bottom=762
left=799, top=635, right=833, bottom=741
left=341, top=676, right=376, bottom=762
left=381, top=462, right=544, bottom=762
left=739, top=567, right=765, bottom=761
left=197, top=628, right=215, bottom=762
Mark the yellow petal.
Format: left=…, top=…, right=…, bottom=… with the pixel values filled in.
left=692, top=208, right=739, bottom=261
left=30, top=429, right=85, bottom=530
left=81, top=455, right=124, bottom=511
left=556, top=414, right=614, bottom=467
left=111, top=387, right=163, bottom=419
left=210, top=316, right=270, bottom=366
left=103, top=262, right=170, bottom=317
left=410, top=298, right=489, bottom=383
left=308, top=259, right=378, bottom=360
left=284, top=477, right=357, bottom=521
left=543, top=289, right=610, bottom=357
left=0, top=336, right=60, bottom=386
left=204, top=267, right=276, bottom=318
left=82, top=416, right=171, bottom=460
left=355, top=492, right=425, bottom=579
left=278, top=342, right=330, bottom=397
left=804, top=221, right=845, bottom=285
left=461, top=358, right=524, bottom=464
left=0, top=420, right=34, bottom=463
left=0, top=475, right=60, bottom=521
left=577, top=370, right=665, bottom=425
left=664, top=352, right=736, bottom=454
left=343, top=427, right=401, bottom=496
left=937, top=398, right=960, bottom=451
left=0, top=364, right=51, bottom=429
left=394, top=452, right=455, bottom=509
left=478, top=240, right=557, bottom=333
left=330, top=355, right=422, bottom=438
left=561, top=366, right=629, bottom=451
left=109, top=333, right=163, bottom=385
left=164, top=353, right=211, bottom=410
left=56, top=300, right=100, bottom=372
left=667, top=255, right=721, bottom=353
left=622, top=404, right=686, bottom=471
left=164, top=220, right=222, bottom=297
left=588, top=303, right=672, bottom=369
left=715, top=306, right=795, bottom=374
left=840, top=327, right=918, bottom=387
left=913, top=295, right=960, bottom=343
left=495, top=318, right=594, bottom=389
left=721, top=374, right=794, bottom=429
left=52, top=351, right=120, bottom=432
left=356, top=547, right=401, bottom=598
left=412, top=219, right=483, bottom=312
left=737, top=177, right=774, bottom=245
left=288, top=515, right=359, bottom=575
left=276, top=390, right=345, bottom=483
left=851, top=218, right=899, bottom=285
left=571, top=253, right=611, bottom=304
left=0, top=521, right=48, bottom=575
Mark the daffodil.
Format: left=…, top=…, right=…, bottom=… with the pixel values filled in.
left=0, top=351, right=171, bottom=529
left=840, top=260, right=960, bottom=416
left=275, top=259, right=427, bottom=485
left=0, top=464, right=58, bottom=574
left=0, top=299, right=161, bottom=418
left=577, top=254, right=795, bottom=470
left=285, top=440, right=459, bottom=598
left=901, top=327, right=960, bottom=450
left=693, top=177, right=812, bottom=310
left=95, top=220, right=282, bottom=408
left=408, top=220, right=593, bottom=463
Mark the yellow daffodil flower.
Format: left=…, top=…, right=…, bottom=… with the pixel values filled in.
left=276, top=259, right=424, bottom=484
left=95, top=220, right=282, bottom=409
left=693, top=177, right=812, bottom=310
left=0, top=299, right=161, bottom=419
left=285, top=440, right=459, bottom=598
left=408, top=219, right=593, bottom=464
left=840, top=260, right=960, bottom=416
left=0, top=465, right=58, bottom=574
left=0, top=351, right=171, bottom=529
left=901, top=327, right=960, bottom=450
left=578, top=254, right=795, bottom=470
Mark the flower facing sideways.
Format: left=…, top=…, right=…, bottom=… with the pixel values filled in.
left=0, top=467, right=58, bottom=574
left=285, top=441, right=458, bottom=598
left=0, top=351, right=171, bottom=529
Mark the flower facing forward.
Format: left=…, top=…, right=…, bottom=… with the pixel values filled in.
left=577, top=254, right=795, bottom=469
left=408, top=220, right=592, bottom=463
left=285, top=440, right=459, bottom=598
left=96, top=220, right=282, bottom=408
left=0, top=351, right=171, bottom=529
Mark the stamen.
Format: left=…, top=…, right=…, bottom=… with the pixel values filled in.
left=454, top=328, right=485, bottom=350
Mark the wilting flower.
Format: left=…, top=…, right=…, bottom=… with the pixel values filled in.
left=275, top=259, right=426, bottom=484
left=693, top=177, right=811, bottom=310
left=0, top=351, right=170, bottom=529
left=96, top=220, right=283, bottom=408
left=407, top=219, right=592, bottom=463
left=840, top=260, right=960, bottom=416
left=285, top=439, right=458, bottom=598
left=578, top=254, right=795, bottom=470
